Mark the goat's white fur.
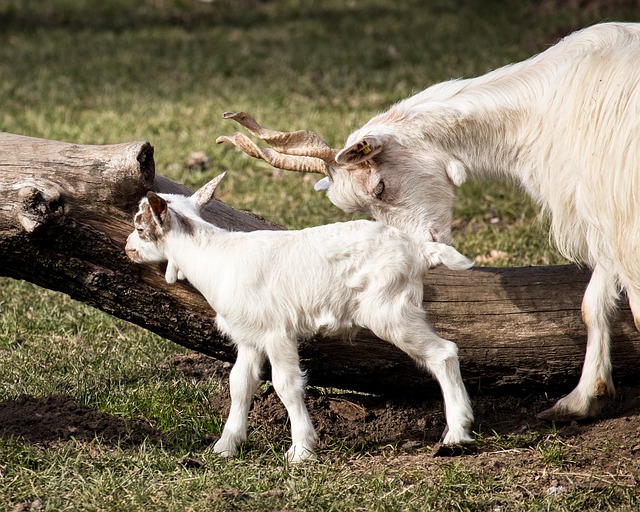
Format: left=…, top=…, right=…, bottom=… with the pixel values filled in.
left=125, top=173, right=474, bottom=462
left=321, top=22, right=640, bottom=421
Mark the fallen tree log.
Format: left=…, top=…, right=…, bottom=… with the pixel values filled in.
left=1, top=132, right=638, bottom=396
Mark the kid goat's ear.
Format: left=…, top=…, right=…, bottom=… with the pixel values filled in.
left=146, top=192, right=168, bottom=223
left=191, top=171, right=227, bottom=211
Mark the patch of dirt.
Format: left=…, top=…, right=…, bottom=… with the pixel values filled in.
left=163, top=352, right=233, bottom=381
left=0, top=394, right=161, bottom=447
left=3, top=354, right=637, bottom=498
left=181, top=354, right=640, bottom=494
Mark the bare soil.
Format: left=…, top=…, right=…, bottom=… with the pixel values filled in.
left=2, top=353, right=638, bottom=497
left=0, top=394, right=161, bottom=447
left=175, top=354, right=640, bottom=498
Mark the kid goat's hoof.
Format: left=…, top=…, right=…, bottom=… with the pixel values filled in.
left=213, top=440, right=239, bottom=458
left=286, top=445, right=317, bottom=464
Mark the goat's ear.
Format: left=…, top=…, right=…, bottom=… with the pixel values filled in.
left=446, top=159, right=467, bottom=186
left=314, top=176, right=331, bottom=192
left=191, top=172, right=227, bottom=211
left=335, top=135, right=385, bottom=165
left=146, top=192, right=168, bottom=223
left=436, top=243, right=474, bottom=270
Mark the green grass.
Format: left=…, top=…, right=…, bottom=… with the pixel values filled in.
left=2, top=1, right=640, bottom=510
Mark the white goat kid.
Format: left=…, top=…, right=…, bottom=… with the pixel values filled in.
left=217, top=22, right=640, bottom=423
left=125, top=173, right=474, bottom=462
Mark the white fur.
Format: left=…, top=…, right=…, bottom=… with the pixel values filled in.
left=324, top=22, right=640, bottom=421
left=125, top=177, right=474, bottom=461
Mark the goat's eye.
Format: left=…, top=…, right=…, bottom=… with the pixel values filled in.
left=136, top=227, right=144, bottom=234
left=373, top=180, right=385, bottom=198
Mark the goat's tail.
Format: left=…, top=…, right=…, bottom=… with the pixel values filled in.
left=422, top=242, right=473, bottom=271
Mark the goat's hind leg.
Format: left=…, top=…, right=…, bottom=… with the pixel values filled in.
left=419, top=335, right=474, bottom=446
left=214, top=344, right=265, bottom=457
left=538, top=263, right=618, bottom=422
left=374, top=317, right=474, bottom=446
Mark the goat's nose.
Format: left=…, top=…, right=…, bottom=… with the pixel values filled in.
left=124, top=240, right=138, bottom=261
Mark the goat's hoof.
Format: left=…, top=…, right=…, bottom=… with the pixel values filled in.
left=213, top=440, right=239, bottom=458
left=286, top=445, right=317, bottom=463
left=537, top=399, right=604, bottom=423
left=213, top=450, right=236, bottom=458
left=431, top=442, right=477, bottom=457
left=538, top=380, right=615, bottom=423
left=537, top=405, right=580, bottom=423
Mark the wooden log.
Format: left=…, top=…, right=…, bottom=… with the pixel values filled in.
left=1, top=132, right=638, bottom=397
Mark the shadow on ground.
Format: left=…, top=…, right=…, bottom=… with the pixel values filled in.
left=0, top=394, right=161, bottom=446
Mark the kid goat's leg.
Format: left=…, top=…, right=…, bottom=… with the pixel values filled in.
left=415, top=330, right=474, bottom=445
left=266, top=339, right=317, bottom=463
left=371, top=314, right=474, bottom=445
left=214, top=344, right=265, bottom=457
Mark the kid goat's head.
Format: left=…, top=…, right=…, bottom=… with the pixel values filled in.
left=125, top=172, right=226, bottom=267
left=217, top=112, right=458, bottom=246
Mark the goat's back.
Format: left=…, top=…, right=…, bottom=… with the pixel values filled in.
left=211, top=220, right=426, bottom=339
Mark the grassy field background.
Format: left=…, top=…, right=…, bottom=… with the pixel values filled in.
left=1, top=1, right=639, bottom=510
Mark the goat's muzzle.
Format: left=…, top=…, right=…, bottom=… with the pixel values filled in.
left=124, top=234, right=141, bottom=262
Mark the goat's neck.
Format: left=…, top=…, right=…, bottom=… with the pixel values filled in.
left=410, top=52, right=558, bottom=190
left=163, top=220, right=226, bottom=291
left=436, top=106, right=531, bottom=181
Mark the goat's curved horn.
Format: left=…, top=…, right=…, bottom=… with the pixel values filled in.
left=221, top=111, right=338, bottom=163
left=216, top=132, right=331, bottom=176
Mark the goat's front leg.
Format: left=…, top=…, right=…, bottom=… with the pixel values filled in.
left=538, top=263, right=618, bottom=422
left=214, top=344, right=265, bottom=457
left=267, top=340, right=318, bottom=463
left=164, top=260, right=183, bottom=284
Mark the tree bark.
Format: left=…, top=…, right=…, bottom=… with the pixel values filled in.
left=1, top=132, right=638, bottom=396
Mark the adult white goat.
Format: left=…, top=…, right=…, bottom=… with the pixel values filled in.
left=124, top=173, right=474, bottom=462
left=217, top=22, right=640, bottom=422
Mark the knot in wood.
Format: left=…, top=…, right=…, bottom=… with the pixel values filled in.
left=17, top=181, right=65, bottom=234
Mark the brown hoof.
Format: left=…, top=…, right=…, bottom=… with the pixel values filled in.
left=537, top=405, right=584, bottom=423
